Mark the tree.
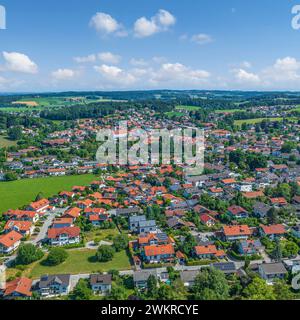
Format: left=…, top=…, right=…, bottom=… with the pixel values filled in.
left=45, top=247, right=68, bottom=266
left=96, top=245, right=115, bottom=262
left=69, top=279, right=92, bottom=300
left=267, top=207, right=279, bottom=225
left=180, top=234, right=197, bottom=256
left=243, top=277, right=276, bottom=300
left=16, top=244, right=44, bottom=265
left=192, top=267, right=229, bottom=300
left=8, top=126, right=22, bottom=140
left=147, top=275, right=158, bottom=298
left=35, top=192, right=44, bottom=202
left=4, top=172, right=18, bottom=181
left=113, top=234, right=128, bottom=252
left=273, top=279, right=295, bottom=300
left=107, top=283, right=127, bottom=300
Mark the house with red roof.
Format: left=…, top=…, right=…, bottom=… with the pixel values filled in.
left=228, top=205, right=249, bottom=219
left=0, top=230, right=23, bottom=254
left=270, top=197, right=288, bottom=207
left=143, top=244, right=175, bottom=264
left=222, top=225, right=251, bottom=241
left=194, top=245, right=226, bottom=259
left=27, top=199, right=49, bottom=213
left=3, top=210, right=39, bottom=223
left=200, top=214, right=216, bottom=227
left=1, top=277, right=32, bottom=299
left=260, top=224, right=286, bottom=240
left=62, top=207, right=81, bottom=221
left=47, top=226, right=80, bottom=246
left=4, top=220, right=34, bottom=237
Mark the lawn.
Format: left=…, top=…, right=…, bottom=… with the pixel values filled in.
left=0, top=135, right=18, bottom=148
left=215, top=109, right=244, bottom=113
left=175, top=105, right=200, bottom=111
left=165, top=111, right=185, bottom=118
left=84, top=229, right=120, bottom=242
left=0, top=174, right=97, bottom=213
left=29, top=249, right=131, bottom=279
left=234, top=117, right=298, bottom=126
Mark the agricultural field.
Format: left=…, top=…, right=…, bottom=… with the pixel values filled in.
left=0, top=174, right=97, bottom=213
left=28, top=249, right=131, bottom=279
left=0, top=135, right=18, bottom=148
left=175, top=105, right=200, bottom=111
left=234, top=117, right=299, bottom=126
left=215, top=109, right=244, bottom=113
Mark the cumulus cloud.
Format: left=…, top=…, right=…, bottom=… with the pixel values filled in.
left=2, top=51, right=38, bottom=74
left=134, top=9, right=176, bottom=38
left=233, top=68, right=260, bottom=84
left=264, top=57, right=300, bottom=82
left=74, top=54, right=97, bottom=63
left=89, top=12, right=126, bottom=37
left=151, top=62, right=210, bottom=87
left=98, top=52, right=121, bottom=64
left=191, top=33, right=213, bottom=45
left=94, top=64, right=136, bottom=87
left=52, top=68, right=76, bottom=80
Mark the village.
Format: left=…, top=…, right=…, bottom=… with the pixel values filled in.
left=0, top=100, right=300, bottom=300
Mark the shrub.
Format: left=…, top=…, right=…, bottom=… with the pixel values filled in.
left=44, top=247, right=68, bottom=266
left=16, top=244, right=44, bottom=265
left=96, top=245, right=115, bottom=262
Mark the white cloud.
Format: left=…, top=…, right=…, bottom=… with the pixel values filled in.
left=74, top=54, right=97, bottom=63
left=2, top=51, right=38, bottom=74
left=191, top=33, right=213, bottom=45
left=94, top=64, right=136, bottom=86
left=134, top=9, right=176, bottom=38
left=98, top=52, right=121, bottom=64
left=233, top=68, right=260, bottom=84
left=89, top=12, right=126, bottom=37
left=52, top=68, right=76, bottom=80
left=156, top=9, right=176, bottom=28
left=151, top=62, right=210, bottom=87
left=130, top=58, right=148, bottom=67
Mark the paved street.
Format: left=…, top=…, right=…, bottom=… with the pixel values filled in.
left=29, top=208, right=66, bottom=245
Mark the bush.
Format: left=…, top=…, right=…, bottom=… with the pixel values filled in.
left=16, top=244, right=44, bottom=265
left=186, top=259, right=216, bottom=266
left=44, top=248, right=68, bottom=266
left=96, top=245, right=115, bottom=262
left=113, top=234, right=128, bottom=252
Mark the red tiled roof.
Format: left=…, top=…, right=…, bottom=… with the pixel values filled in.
left=144, top=244, right=175, bottom=257
left=260, top=224, right=286, bottom=235
left=0, top=230, right=23, bottom=248
left=223, top=225, right=251, bottom=237
left=4, top=277, right=32, bottom=297
left=47, top=226, right=80, bottom=239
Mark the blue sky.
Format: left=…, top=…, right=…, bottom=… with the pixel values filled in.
left=0, top=0, right=300, bottom=92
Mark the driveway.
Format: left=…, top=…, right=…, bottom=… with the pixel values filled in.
left=29, top=208, right=66, bottom=245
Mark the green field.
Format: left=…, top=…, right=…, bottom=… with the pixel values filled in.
left=234, top=117, right=299, bottom=126
left=165, top=111, right=185, bottom=118
left=215, top=109, right=244, bottom=113
left=84, top=229, right=120, bottom=242
left=29, top=249, right=131, bottom=279
left=0, top=136, right=18, bottom=148
left=0, top=174, right=97, bottom=213
left=175, top=105, right=200, bottom=111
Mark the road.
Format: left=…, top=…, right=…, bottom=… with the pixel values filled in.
left=4, top=208, right=66, bottom=267
left=29, top=208, right=66, bottom=246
